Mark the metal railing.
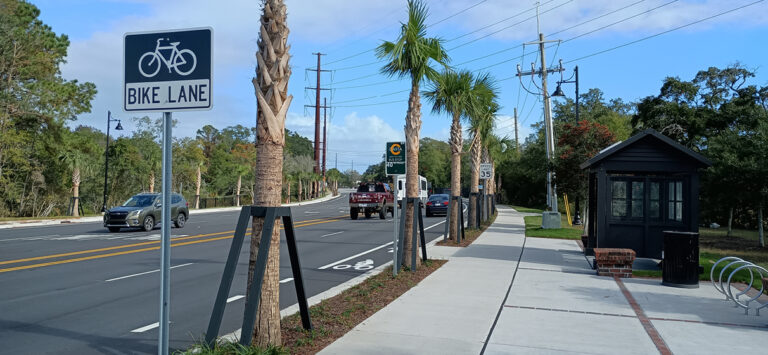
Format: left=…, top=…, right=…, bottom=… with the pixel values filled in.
left=711, top=256, right=768, bottom=315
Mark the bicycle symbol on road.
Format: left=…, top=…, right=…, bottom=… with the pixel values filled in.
left=138, top=38, right=197, bottom=78
left=333, top=259, right=374, bottom=271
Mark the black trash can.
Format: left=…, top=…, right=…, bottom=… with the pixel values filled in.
left=661, top=231, right=701, bottom=288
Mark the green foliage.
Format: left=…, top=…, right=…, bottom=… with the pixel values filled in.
left=554, top=120, right=616, bottom=201
left=175, top=340, right=288, bottom=355
left=361, top=161, right=386, bottom=182
left=418, top=138, right=450, bottom=188
left=0, top=0, right=96, bottom=216
left=633, top=64, right=768, bottom=235
left=375, top=0, right=449, bottom=84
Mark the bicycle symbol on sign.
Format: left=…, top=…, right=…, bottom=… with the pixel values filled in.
left=138, top=38, right=197, bottom=78
left=332, top=259, right=374, bottom=271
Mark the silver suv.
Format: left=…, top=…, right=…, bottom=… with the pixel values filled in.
left=104, top=193, right=189, bottom=232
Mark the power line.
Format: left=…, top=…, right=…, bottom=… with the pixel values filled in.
left=446, top=0, right=555, bottom=42
left=324, top=0, right=490, bottom=68
left=560, top=0, right=678, bottom=45
left=448, top=0, right=574, bottom=51
left=565, top=0, right=765, bottom=64
left=427, top=0, right=490, bottom=28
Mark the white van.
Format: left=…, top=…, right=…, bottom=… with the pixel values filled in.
left=394, top=175, right=428, bottom=204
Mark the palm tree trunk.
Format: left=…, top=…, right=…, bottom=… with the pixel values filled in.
left=72, top=167, right=80, bottom=217
left=236, top=174, right=242, bottom=207
left=247, top=0, right=291, bottom=346
left=403, top=81, right=422, bottom=269
left=195, top=165, right=201, bottom=209
left=449, top=112, right=462, bottom=241
left=468, top=136, right=481, bottom=228
left=286, top=180, right=291, bottom=203
left=149, top=171, right=155, bottom=193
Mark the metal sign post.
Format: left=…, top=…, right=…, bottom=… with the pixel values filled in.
left=159, top=112, right=172, bottom=354
left=386, top=142, right=405, bottom=276
left=124, top=27, right=212, bottom=355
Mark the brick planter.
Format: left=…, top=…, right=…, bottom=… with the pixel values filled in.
left=594, top=248, right=635, bottom=278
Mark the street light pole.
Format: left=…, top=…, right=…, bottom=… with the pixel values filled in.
left=101, top=111, right=123, bottom=212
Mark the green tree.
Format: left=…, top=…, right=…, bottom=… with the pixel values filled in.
left=0, top=0, right=96, bottom=216
left=466, top=77, right=498, bottom=228
left=376, top=0, right=448, bottom=268
left=554, top=120, right=616, bottom=218
left=423, top=69, right=474, bottom=240
left=552, top=88, right=632, bottom=140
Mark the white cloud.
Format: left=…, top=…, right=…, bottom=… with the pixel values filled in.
left=286, top=111, right=402, bottom=171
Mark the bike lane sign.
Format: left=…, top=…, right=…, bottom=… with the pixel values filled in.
left=124, top=27, right=212, bottom=112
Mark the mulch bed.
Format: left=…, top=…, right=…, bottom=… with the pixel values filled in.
left=280, top=259, right=446, bottom=354
left=435, top=212, right=497, bottom=247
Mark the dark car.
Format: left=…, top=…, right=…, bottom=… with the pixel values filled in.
left=104, top=193, right=189, bottom=232
left=425, top=194, right=450, bottom=217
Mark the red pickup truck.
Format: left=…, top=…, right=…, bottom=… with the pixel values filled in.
left=349, top=182, right=394, bottom=220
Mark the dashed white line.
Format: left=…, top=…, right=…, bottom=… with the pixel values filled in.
left=226, top=295, right=245, bottom=303
left=280, top=278, right=294, bottom=284
left=320, top=231, right=344, bottom=238
left=105, top=263, right=194, bottom=282
left=131, top=322, right=159, bottom=333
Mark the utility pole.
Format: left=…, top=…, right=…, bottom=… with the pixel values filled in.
left=322, top=97, right=328, bottom=181
left=335, top=153, right=338, bottom=170
left=305, top=53, right=330, bottom=174
left=516, top=19, right=563, bottom=228
left=514, top=107, right=519, bottom=153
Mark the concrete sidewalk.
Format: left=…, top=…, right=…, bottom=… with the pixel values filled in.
left=321, top=206, right=768, bottom=355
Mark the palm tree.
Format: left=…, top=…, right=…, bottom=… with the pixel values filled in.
left=377, top=0, right=448, bottom=268
left=59, top=150, right=88, bottom=217
left=424, top=69, right=474, bottom=241
left=247, top=0, right=291, bottom=347
left=467, top=77, right=499, bottom=228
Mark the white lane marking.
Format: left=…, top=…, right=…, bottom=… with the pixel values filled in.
left=318, top=242, right=393, bottom=270
left=320, top=231, right=344, bottom=238
left=279, top=278, right=294, bottom=284
left=131, top=322, right=159, bottom=333
left=226, top=295, right=245, bottom=303
left=304, top=211, right=320, bottom=214
left=105, top=263, right=193, bottom=282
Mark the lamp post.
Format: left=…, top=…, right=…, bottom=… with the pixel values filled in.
left=101, top=111, right=123, bottom=212
left=552, top=62, right=582, bottom=225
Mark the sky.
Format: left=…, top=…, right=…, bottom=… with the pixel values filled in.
left=31, top=0, right=768, bottom=173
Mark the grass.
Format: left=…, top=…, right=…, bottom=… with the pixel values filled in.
left=631, top=227, right=767, bottom=289
left=436, top=212, right=497, bottom=247
left=523, top=214, right=583, bottom=240
left=182, top=260, right=446, bottom=354
left=510, top=205, right=544, bottom=214
left=175, top=341, right=288, bottom=355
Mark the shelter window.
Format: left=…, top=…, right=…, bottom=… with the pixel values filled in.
left=631, top=181, right=644, bottom=218
left=668, top=181, right=683, bottom=222
left=611, top=181, right=627, bottom=217
left=649, top=182, right=660, bottom=219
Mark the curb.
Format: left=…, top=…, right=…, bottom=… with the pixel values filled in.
left=0, top=193, right=343, bottom=230
left=218, top=218, right=449, bottom=343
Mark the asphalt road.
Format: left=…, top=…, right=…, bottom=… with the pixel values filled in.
left=0, top=193, right=461, bottom=354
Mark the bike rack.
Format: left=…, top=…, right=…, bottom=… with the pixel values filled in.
left=711, top=256, right=768, bottom=315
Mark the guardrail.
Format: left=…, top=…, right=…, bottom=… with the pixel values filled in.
left=711, top=256, right=768, bottom=315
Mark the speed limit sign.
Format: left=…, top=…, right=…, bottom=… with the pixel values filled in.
left=480, top=163, right=492, bottom=179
